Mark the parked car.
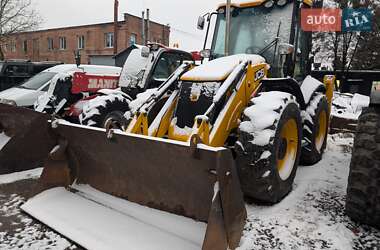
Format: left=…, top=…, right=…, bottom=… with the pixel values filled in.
left=0, top=64, right=121, bottom=108
left=0, top=60, right=62, bottom=91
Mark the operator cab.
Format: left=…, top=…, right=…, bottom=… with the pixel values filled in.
left=119, top=44, right=194, bottom=99
left=198, top=0, right=312, bottom=80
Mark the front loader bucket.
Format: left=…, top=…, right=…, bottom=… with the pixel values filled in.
left=0, top=104, right=56, bottom=174
left=22, top=121, right=247, bottom=250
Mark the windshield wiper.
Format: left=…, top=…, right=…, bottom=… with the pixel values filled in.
left=258, top=21, right=282, bottom=57
left=258, top=37, right=280, bottom=55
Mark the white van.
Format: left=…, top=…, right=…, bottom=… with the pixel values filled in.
left=0, top=64, right=121, bottom=107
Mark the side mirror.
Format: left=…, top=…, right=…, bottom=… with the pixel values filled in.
left=141, top=46, right=150, bottom=58
left=200, top=49, right=211, bottom=59
left=197, top=16, right=206, bottom=30
left=278, top=43, right=294, bottom=55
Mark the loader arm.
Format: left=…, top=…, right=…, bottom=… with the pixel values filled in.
left=127, top=63, right=192, bottom=136
left=167, top=60, right=268, bottom=147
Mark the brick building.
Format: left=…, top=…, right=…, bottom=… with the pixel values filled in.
left=2, top=13, right=170, bottom=65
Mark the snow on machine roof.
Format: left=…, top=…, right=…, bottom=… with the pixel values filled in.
left=44, top=64, right=121, bottom=76
left=180, top=54, right=266, bottom=82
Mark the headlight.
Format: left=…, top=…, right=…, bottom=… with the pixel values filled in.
left=0, top=99, right=17, bottom=106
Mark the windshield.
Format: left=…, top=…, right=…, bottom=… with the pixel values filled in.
left=152, top=52, right=192, bottom=80
left=18, top=72, right=56, bottom=90
left=211, top=3, right=293, bottom=61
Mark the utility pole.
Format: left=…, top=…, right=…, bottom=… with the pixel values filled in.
left=225, top=0, right=231, bottom=56
left=113, top=0, right=119, bottom=54
left=146, top=9, right=151, bottom=43
left=142, top=11, right=146, bottom=45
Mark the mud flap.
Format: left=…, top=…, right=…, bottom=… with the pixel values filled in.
left=33, top=121, right=247, bottom=249
left=0, top=104, right=56, bottom=174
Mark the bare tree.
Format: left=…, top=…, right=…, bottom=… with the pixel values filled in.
left=0, top=0, right=42, bottom=60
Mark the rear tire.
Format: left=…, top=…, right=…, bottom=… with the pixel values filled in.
left=235, top=92, right=302, bottom=203
left=80, top=94, right=130, bottom=129
left=300, top=93, right=329, bottom=165
left=346, top=107, right=380, bottom=229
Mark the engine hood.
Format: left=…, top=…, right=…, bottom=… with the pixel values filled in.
left=180, top=54, right=266, bottom=82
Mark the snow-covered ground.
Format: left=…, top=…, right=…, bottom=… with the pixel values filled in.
left=332, top=92, right=370, bottom=120
left=0, top=133, right=379, bottom=249
left=238, top=133, right=380, bottom=250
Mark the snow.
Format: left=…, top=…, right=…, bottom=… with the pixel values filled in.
left=128, top=88, right=158, bottom=113
left=181, top=54, right=265, bottom=82
left=350, top=93, right=370, bottom=114
left=188, top=82, right=221, bottom=103
left=260, top=151, right=272, bottom=160
left=1, top=132, right=380, bottom=249
left=0, top=193, right=73, bottom=250
left=119, top=47, right=150, bottom=88
left=301, top=75, right=324, bottom=104
left=77, top=65, right=122, bottom=76
left=22, top=185, right=206, bottom=250
left=237, top=133, right=380, bottom=250
left=0, top=132, right=11, bottom=150
left=240, top=92, right=298, bottom=146
left=332, top=92, right=370, bottom=120
left=50, top=145, right=60, bottom=155
left=212, top=182, right=220, bottom=202
left=0, top=168, right=43, bottom=185
left=304, top=93, right=324, bottom=121
left=79, top=93, right=128, bottom=124
left=171, top=118, right=193, bottom=137
left=97, top=88, right=131, bottom=99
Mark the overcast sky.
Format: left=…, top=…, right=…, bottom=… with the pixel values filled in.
left=32, top=0, right=225, bottom=50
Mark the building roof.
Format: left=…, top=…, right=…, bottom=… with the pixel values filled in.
left=10, top=13, right=169, bottom=36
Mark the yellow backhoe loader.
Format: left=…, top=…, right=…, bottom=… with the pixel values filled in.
left=1, top=0, right=335, bottom=249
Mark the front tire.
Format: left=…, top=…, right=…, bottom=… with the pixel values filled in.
left=235, top=91, right=302, bottom=203
left=80, top=94, right=130, bottom=129
left=300, top=93, right=329, bottom=165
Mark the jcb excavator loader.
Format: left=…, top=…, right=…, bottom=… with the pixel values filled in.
left=3, top=0, right=335, bottom=249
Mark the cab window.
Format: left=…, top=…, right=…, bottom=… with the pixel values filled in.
left=149, top=52, right=193, bottom=88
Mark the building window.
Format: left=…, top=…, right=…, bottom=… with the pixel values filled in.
left=23, top=40, right=28, bottom=53
left=78, top=36, right=85, bottom=49
left=105, top=32, right=114, bottom=48
left=10, top=41, right=16, bottom=52
left=59, top=37, right=67, bottom=50
left=47, top=38, right=54, bottom=50
left=129, top=33, right=137, bottom=46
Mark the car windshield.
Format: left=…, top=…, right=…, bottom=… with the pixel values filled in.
left=18, top=72, right=56, bottom=90
left=211, top=3, right=293, bottom=61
